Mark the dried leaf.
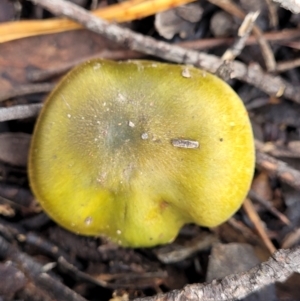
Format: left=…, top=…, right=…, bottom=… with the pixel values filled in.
left=155, top=3, right=203, bottom=39
left=273, top=0, right=300, bottom=14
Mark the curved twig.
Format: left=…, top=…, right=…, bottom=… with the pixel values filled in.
left=28, top=0, right=300, bottom=103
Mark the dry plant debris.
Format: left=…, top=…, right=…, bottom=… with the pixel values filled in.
left=0, top=0, right=195, bottom=43
left=1, top=0, right=300, bottom=300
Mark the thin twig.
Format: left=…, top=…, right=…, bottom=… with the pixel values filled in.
left=248, top=189, right=290, bottom=225
left=134, top=246, right=300, bottom=301
left=222, top=11, right=259, bottom=61
left=227, top=218, right=266, bottom=246
left=243, top=198, right=277, bottom=254
left=26, top=0, right=300, bottom=103
left=207, top=0, right=277, bottom=71
left=281, top=228, right=300, bottom=249
left=58, top=256, right=165, bottom=289
left=276, top=57, right=300, bottom=72
left=57, top=256, right=111, bottom=288
left=256, top=149, right=300, bottom=191
left=181, top=28, right=300, bottom=51
left=256, top=139, right=300, bottom=158
left=0, top=83, right=55, bottom=103
left=264, top=0, right=278, bottom=27
left=0, top=104, right=42, bottom=122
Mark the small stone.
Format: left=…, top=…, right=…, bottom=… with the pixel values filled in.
left=141, top=133, right=149, bottom=140
left=128, top=121, right=135, bottom=127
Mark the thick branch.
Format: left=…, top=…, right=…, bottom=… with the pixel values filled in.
left=28, top=0, right=300, bottom=103
left=134, top=247, right=300, bottom=301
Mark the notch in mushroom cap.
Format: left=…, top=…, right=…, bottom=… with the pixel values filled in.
left=29, top=59, right=254, bottom=247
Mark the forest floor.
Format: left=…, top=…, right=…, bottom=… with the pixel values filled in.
left=1, top=0, right=300, bottom=300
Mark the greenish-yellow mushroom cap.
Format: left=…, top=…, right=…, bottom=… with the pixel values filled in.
left=29, top=59, right=254, bottom=247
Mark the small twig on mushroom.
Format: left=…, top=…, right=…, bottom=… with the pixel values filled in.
left=0, top=104, right=42, bottom=122
left=243, top=198, right=277, bottom=254
left=26, top=0, right=300, bottom=104
left=222, top=11, right=260, bottom=61
left=134, top=246, right=300, bottom=301
left=0, top=83, right=55, bottom=103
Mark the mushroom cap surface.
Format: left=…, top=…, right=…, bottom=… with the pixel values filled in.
left=29, top=59, right=254, bottom=247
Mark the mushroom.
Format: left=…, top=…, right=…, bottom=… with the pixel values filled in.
left=29, top=59, right=254, bottom=247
